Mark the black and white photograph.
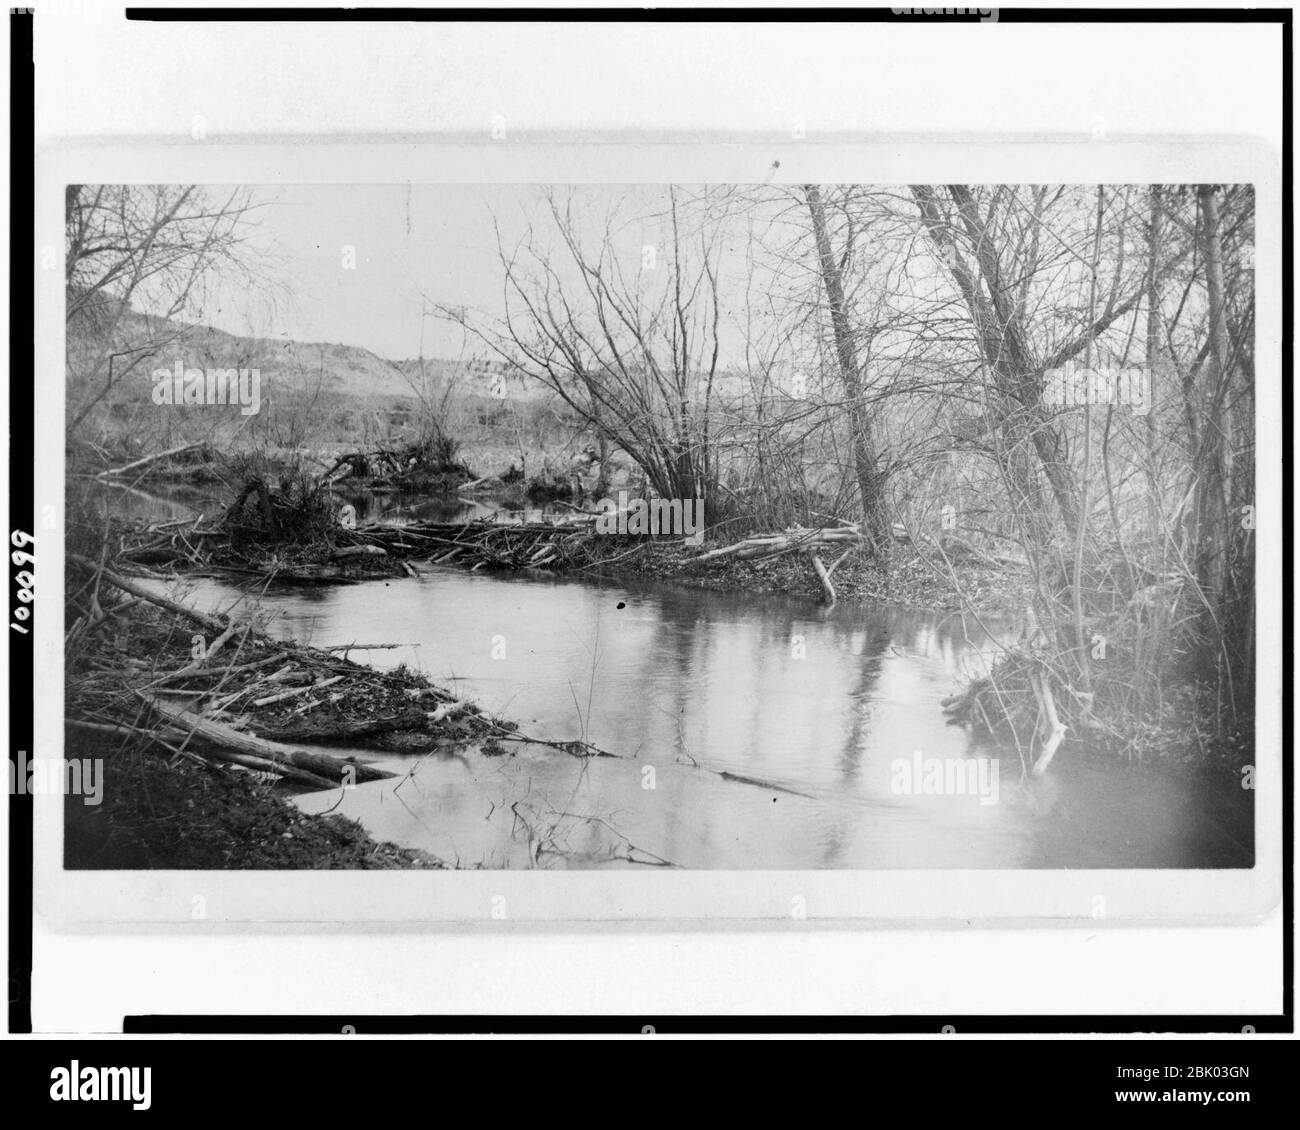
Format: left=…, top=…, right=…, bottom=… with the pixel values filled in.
left=58, top=178, right=1259, bottom=874
left=8, top=3, right=1290, bottom=1058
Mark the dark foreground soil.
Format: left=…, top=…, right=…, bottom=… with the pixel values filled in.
left=64, top=730, right=444, bottom=869
left=61, top=560, right=508, bottom=869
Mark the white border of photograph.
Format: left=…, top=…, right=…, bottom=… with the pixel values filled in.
left=33, top=137, right=1282, bottom=930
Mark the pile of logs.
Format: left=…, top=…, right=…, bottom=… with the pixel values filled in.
left=112, top=500, right=881, bottom=599
left=111, top=512, right=643, bottom=577
left=687, top=523, right=864, bottom=605
left=65, top=552, right=629, bottom=790
left=111, top=511, right=875, bottom=598
left=343, top=517, right=619, bottom=571
left=688, top=523, right=862, bottom=564
left=63, top=554, right=467, bottom=787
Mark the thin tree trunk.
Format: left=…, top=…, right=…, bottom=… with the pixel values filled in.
left=909, top=185, right=1071, bottom=553
left=804, top=184, right=887, bottom=553
left=1196, top=185, right=1231, bottom=609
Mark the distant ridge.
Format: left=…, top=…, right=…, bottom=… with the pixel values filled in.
left=71, top=302, right=538, bottom=404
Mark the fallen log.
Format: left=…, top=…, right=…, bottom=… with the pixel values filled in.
left=691, top=524, right=862, bottom=565
left=95, top=441, right=207, bottom=480
left=66, top=716, right=209, bottom=767
left=207, top=749, right=339, bottom=790
left=70, top=555, right=227, bottom=633
left=68, top=716, right=334, bottom=787
left=143, top=694, right=394, bottom=783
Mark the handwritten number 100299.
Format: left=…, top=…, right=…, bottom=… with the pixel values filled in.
left=11, top=530, right=35, bottom=634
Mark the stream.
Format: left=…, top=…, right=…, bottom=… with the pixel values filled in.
left=96, top=483, right=1254, bottom=870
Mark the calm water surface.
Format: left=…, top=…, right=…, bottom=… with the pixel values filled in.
left=174, top=567, right=1250, bottom=870
left=112, top=485, right=1252, bottom=870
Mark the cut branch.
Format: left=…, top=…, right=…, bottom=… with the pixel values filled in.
left=142, top=694, right=395, bottom=784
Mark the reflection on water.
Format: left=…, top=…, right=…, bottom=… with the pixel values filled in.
left=74, top=480, right=226, bottom=525
left=214, top=569, right=1006, bottom=790
left=101, top=484, right=1251, bottom=870
left=174, top=567, right=1252, bottom=870
left=334, top=489, right=486, bottom=526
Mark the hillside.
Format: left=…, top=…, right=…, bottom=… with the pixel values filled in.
left=66, top=301, right=585, bottom=474
left=83, top=307, right=541, bottom=405
left=67, top=300, right=752, bottom=478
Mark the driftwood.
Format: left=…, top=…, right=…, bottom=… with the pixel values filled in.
left=143, top=694, right=394, bottom=784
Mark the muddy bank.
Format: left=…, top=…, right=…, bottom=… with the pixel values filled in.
left=64, top=734, right=445, bottom=870
left=62, top=552, right=530, bottom=868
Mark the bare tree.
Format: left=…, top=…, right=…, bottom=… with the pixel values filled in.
left=441, top=188, right=723, bottom=503
left=804, top=184, right=889, bottom=553
left=66, top=184, right=259, bottom=434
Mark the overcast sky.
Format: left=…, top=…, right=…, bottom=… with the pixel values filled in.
left=198, top=183, right=785, bottom=365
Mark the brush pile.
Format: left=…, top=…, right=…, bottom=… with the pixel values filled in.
left=688, top=523, right=863, bottom=564
left=64, top=554, right=509, bottom=789
left=687, top=523, right=865, bottom=605
left=111, top=505, right=653, bottom=578
left=321, top=430, right=472, bottom=490
left=348, top=516, right=638, bottom=571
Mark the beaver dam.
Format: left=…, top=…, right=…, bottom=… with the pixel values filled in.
left=59, top=179, right=1260, bottom=872
left=63, top=548, right=660, bottom=869
left=61, top=480, right=1254, bottom=872
left=107, top=478, right=872, bottom=591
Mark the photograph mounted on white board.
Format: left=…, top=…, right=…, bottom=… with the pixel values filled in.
left=61, top=181, right=1256, bottom=871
